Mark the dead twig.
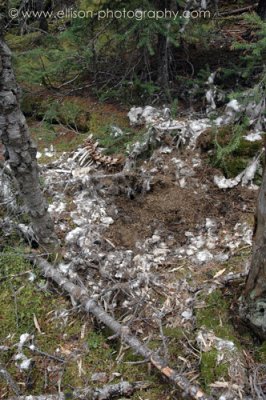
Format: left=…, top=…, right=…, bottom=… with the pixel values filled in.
left=30, top=256, right=213, bottom=400
left=189, top=271, right=249, bottom=293
left=220, top=271, right=249, bottom=284
left=25, top=346, right=65, bottom=364
left=251, top=364, right=266, bottom=400
left=0, top=270, right=32, bottom=283
left=216, top=4, right=258, bottom=17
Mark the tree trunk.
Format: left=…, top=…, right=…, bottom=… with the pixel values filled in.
left=156, top=0, right=173, bottom=93
left=241, top=145, right=266, bottom=338
left=36, top=0, right=49, bottom=32
left=257, top=0, right=266, bottom=20
left=157, top=28, right=171, bottom=91
left=0, top=38, right=58, bottom=249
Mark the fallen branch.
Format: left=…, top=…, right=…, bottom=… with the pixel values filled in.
left=8, top=381, right=150, bottom=400
left=251, top=364, right=266, bottom=400
left=217, top=4, right=258, bottom=16
left=220, top=271, right=249, bottom=284
left=8, top=396, right=63, bottom=400
left=30, top=256, right=213, bottom=400
left=189, top=271, right=249, bottom=293
left=25, top=345, right=65, bottom=364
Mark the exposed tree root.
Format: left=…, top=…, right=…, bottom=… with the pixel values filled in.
left=30, top=256, right=213, bottom=400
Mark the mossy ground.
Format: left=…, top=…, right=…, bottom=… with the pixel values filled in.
left=28, top=110, right=144, bottom=161
left=199, top=125, right=263, bottom=179
left=194, top=284, right=266, bottom=391
left=196, top=289, right=238, bottom=342
left=255, top=341, right=266, bottom=363
left=200, top=350, right=229, bottom=388
left=195, top=289, right=237, bottom=391
left=1, top=31, right=179, bottom=397
left=3, top=20, right=263, bottom=399
left=6, top=29, right=145, bottom=160
left=0, top=247, right=173, bottom=399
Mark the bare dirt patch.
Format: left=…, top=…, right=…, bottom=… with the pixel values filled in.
left=106, top=151, right=256, bottom=249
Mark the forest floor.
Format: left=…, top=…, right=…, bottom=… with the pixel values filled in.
left=1, top=5, right=265, bottom=397
left=1, top=97, right=265, bottom=400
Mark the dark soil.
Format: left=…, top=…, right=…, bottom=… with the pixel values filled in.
left=106, top=150, right=256, bottom=249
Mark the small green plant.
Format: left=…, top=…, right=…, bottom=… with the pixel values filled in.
left=170, top=98, right=179, bottom=119
left=43, top=99, right=90, bottom=132
left=88, top=332, right=103, bottom=349
left=213, top=118, right=250, bottom=176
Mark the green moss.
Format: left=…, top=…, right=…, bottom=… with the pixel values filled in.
left=0, top=246, right=167, bottom=398
left=0, top=251, right=49, bottom=341
left=222, top=156, right=249, bottom=178
left=28, top=121, right=86, bottom=160
left=255, top=341, right=266, bottom=363
left=234, top=138, right=261, bottom=157
left=97, top=129, right=144, bottom=155
left=21, top=90, right=144, bottom=158
left=201, top=350, right=229, bottom=388
left=20, top=93, right=44, bottom=117
left=196, top=290, right=239, bottom=344
left=6, top=32, right=43, bottom=51
left=0, top=247, right=30, bottom=277
left=163, top=326, right=184, bottom=340
left=121, top=349, right=143, bottom=363
left=23, top=96, right=90, bottom=132
left=200, top=124, right=262, bottom=178
left=88, top=112, right=145, bottom=155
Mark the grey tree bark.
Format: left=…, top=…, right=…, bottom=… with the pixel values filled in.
left=0, top=22, right=58, bottom=248
left=241, top=144, right=266, bottom=339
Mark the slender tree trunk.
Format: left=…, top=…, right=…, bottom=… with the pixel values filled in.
left=36, top=0, right=49, bottom=32
left=257, top=0, right=266, bottom=20
left=241, top=144, right=266, bottom=338
left=156, top=0, right=175, bottom=97
left=0, top=37, right=58, bottom=248
left=157, top=27, right=171, bottom=90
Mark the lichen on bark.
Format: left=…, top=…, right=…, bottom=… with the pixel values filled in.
left=0, top=36, right=58, bottom=249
